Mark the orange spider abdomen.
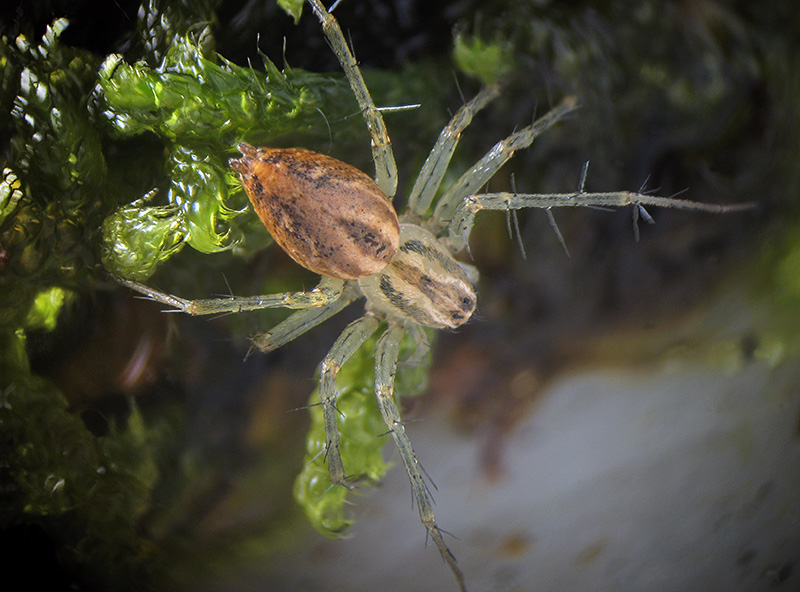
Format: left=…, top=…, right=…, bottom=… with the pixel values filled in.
left=231, top=143, right=400, bottom=279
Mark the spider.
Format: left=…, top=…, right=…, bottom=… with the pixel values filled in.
left=117, top=0, right=753, bottom=589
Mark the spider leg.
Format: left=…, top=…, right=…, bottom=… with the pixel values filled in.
left=320, top=315, right=381, bottom=486
left=306, top=0, right=397, bottom=198
left=431, top=95, right=579, bottom=230
left=400, top=323, right=431, bottom=367
left=250, top=282, right=362, bottom=353
left=116, top=275, right=345, bottom=315
left=374, top=325, right=466, bottom=592
left=447, top=189, right=756, bottom=251
left=408, top=84, right=501, bottom=218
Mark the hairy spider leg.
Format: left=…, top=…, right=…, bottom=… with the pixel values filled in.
left=306, top=0, right=397, bottom=198
left=432, top=95, right=579, bottom=230
left=374, top=325, right=466, bottom=592
left=447, top=190, right=757, bottom=251
left=116, top=275, right=345, bottom=315
left=407, top=84, right=502, bottom=218
left=250, top=282, right=362, bottom=353
left=318, top=315, right=381, bottom=486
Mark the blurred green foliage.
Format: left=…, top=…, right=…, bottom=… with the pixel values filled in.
left=452, top=32, right=514, bottom=86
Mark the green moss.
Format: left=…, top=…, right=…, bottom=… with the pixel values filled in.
left=453, top=32, right=515, bottom=85
left=23, top=286, right=73, bottom=332
left=277, top=0, right=306, bottom=24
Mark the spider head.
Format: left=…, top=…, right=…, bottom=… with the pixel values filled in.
left=359, top=224, right=477, bottom=329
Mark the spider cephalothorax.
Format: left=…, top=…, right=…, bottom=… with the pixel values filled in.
left=359, top=224, right=477, bottom=329
left=117, top=1, right=753, bottom=589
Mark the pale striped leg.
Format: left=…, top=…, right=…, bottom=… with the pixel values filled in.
left=250, top=283, right=362, bottom=353
left=306, top=0, right=397, bottom=198
left=407, top=84, right=501, bottom=217
left=116, top=275, right=345, bottom=315
left=447, top=190, right=756, bottom=251
left=375, top=325, right=466, bottom=592
left=320, top=315, right=380, bottom=486
left=431, top=95, right=579, bottom=229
